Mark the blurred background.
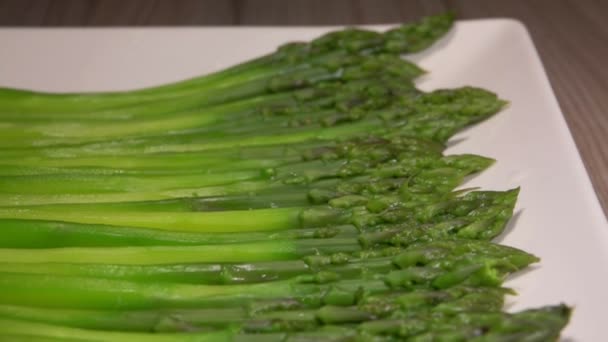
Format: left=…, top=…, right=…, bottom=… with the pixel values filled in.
left=1, top=0, right=607, bottom=213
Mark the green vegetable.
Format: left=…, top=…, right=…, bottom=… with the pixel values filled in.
left=0, top=188, right=518, bottom=249
left=0, top=305, right=570, bottom=341
left=0, top=240, right=537, bottom=310
left=0, top=286, right=509, bottom=332
left=0, top=12, right=570, bottom=341
left=359, top=305, right=572, bottom=341
left=0, top=67, right=422, bottom=148
left=0, top=13, right=453, bottom=118
left=0, top=188, right=520, bottom=266
left=0, top=86, right=506, bottom=162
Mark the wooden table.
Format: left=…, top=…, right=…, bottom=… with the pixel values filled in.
left=2, top=0, right=607, bottom=216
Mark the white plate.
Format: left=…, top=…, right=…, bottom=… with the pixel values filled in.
left=1, top=19, right=607, bottom=341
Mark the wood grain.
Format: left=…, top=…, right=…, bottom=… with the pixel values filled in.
left=1, top=0, right=607, bottom=216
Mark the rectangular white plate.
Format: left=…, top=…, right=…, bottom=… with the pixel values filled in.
left=1, top=19, right=607, bottom=341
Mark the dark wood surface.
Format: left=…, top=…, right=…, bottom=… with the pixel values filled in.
left=1, top=0, right=607, bottom=216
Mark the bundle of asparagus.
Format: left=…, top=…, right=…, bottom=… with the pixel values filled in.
left=0, top=13, right=569, bottom=341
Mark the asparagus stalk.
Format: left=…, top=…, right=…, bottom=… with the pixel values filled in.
left=0, top=187, right=518, bottom=265
left=0, top=203, right=519, bottom=299
left=0, top=132, right=442, bottom=176
left=0, top=165, right=498, bottom=233
left=0, top=237, right=372, bottom=265
left=0, top=218, right=359, bottom=248
left=0, top=317, right=232, bottom=342
left=0, top=135, right=448, bottom=209
left=0, top=305, right=571, bottom=342
left=0, top=13, right=453, bottom=117
left=0, top=143, right=491, bottom=207
left=0, top=62, right=422, bottom=147
left=0, top=132, right=444, bottom=196
left=0, top=233, right=495, bottom=285
left=0, top=239, right=537, bottom=310
left=0, top=208, right=517, bottom=281
left=3, top=50, right=419, bottom=123
left=359, top=305, right=571, bottom=341
left=0, top=150, right=493, bottom=208
left=0, top=186, right=516, bottom=249
left=0, top=140, right=471, bottom=206
left=0, top=286, right=509, bottom=332
left=0, top=206, right=313, bottom=232
left=0, top=87, right=506, bottom=160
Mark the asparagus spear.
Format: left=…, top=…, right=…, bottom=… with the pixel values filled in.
left=0, top=239, right=537, bottom=310
left=0, top=60, right=423, bottom=147
left=0, top=186, right=517, bottom=249
left=0, top=304, right=571, bottom=342
left=0, top=224, right=505, bottom=284
left=0, top=86, right=506, bottom=161
left=0, top=219, right=359, bottom=248
left=0, top=317, right=232, bottom=342
left=0, top=132, right=442, bottom=176
left=0, top=189, right=518, bottom=265
left=0, top=162, right=497, bottom=232
left=0, top=212, right=516, bottom=281
left=0, top=286, right=508, bottom=332
left=0, top=13, right=453, bottom=117
left=2, top=89, right=502, bottom=208
left=1, top=146, right=489, bottom=204
left=360, top=305, right=571, bottom=341
left=0, top=132, right=444, bottom=196
left=0, top=142, right=492, bottom=207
